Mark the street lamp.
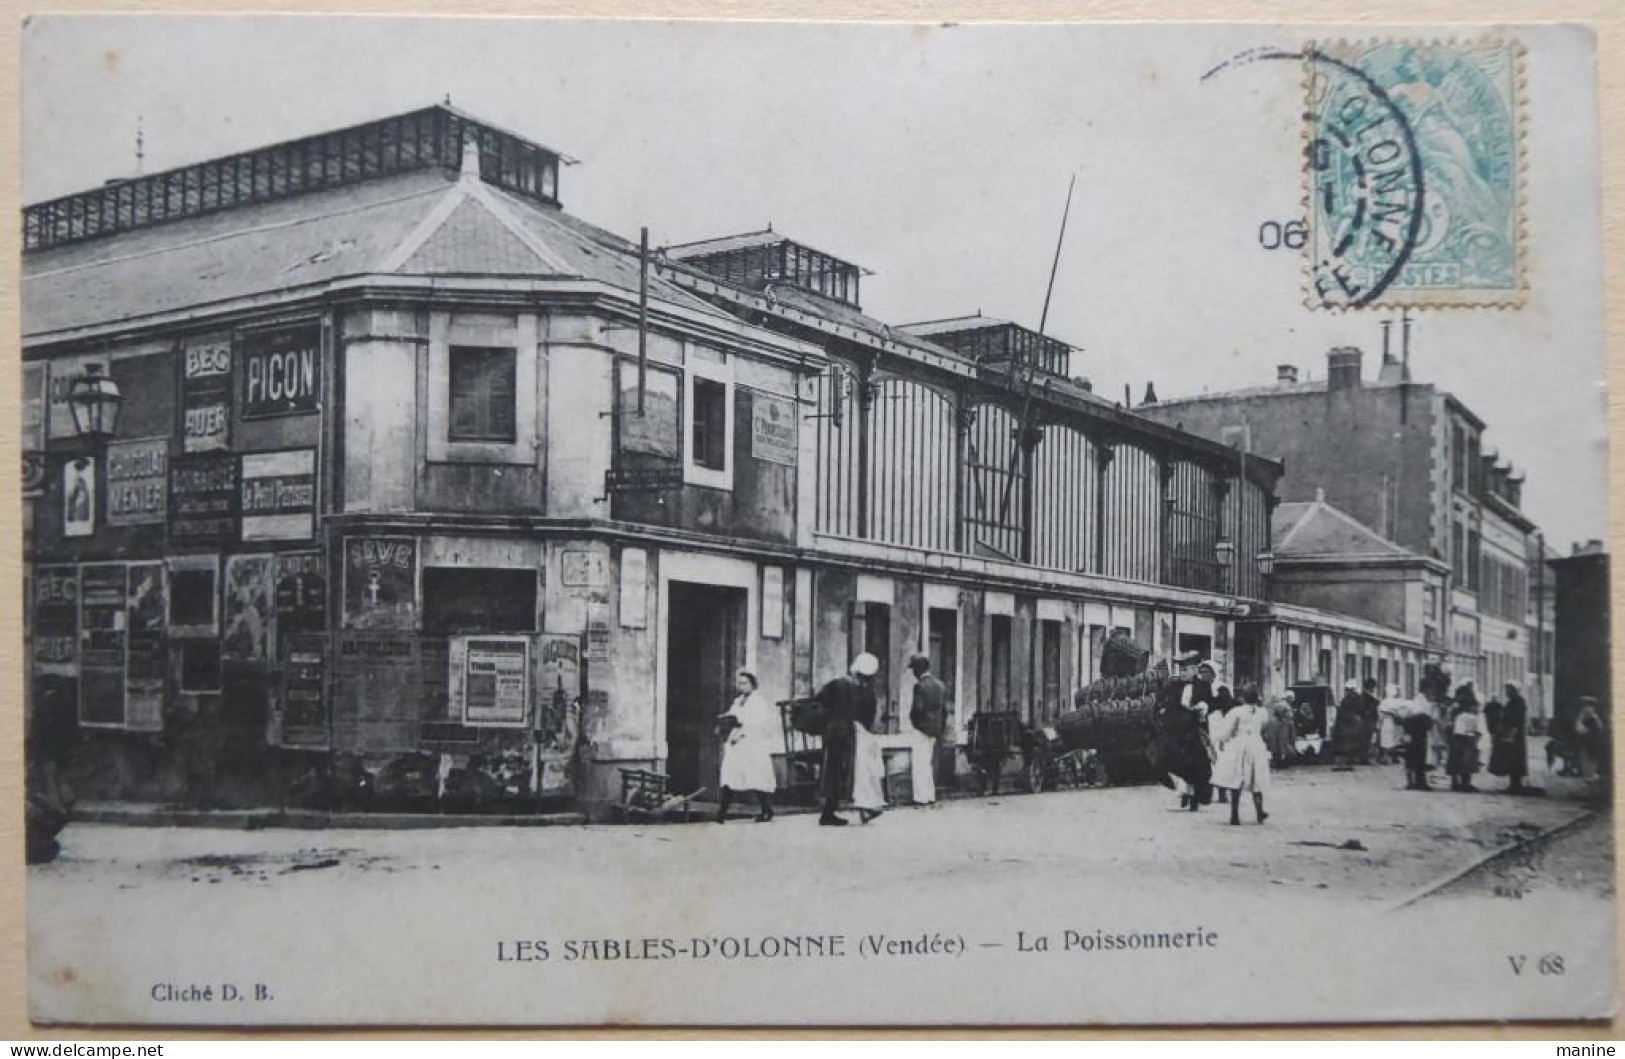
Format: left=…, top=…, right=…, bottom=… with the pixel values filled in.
left=1213, top=535, right=1235, bottom=593
left=67, top=363, right=123, bottom=443
left=1255, top=549, right=1276, bottom=579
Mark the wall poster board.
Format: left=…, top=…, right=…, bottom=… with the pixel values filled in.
left=105, top=438, right=169, bottom=527
left=169, top=452, right=240, bottom=544
left=23, top=361, right=47, bottom=451
left=274, top=551, right=327, bottom=647
left=167, top=554, right=220, bottom=638
left=450, top=635, right=531, bottom=727
left=240, top=323, right=322, bottom=419
left=280, top=632, right=329, bottom=749
left=750, top=392, right=798, bottom=466
left=62, top=456, right=96, bottom=538
left=124, top=562, right=167, bottom=732
left=180, top=333, right=232, bottom=453
left=343, top=536, right=418, bottom=631
left=240, top=448, right=316, bottom=541
left=77, top=563, right=127, bottom=727
left=222, top=554, right=275, bottom=662
left=33, top=565, right=78, bottom=678
left=334, top=633, right=419, bottom=750
left=534, top=633, right=583, bottom=798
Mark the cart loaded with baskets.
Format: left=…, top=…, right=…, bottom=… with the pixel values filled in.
left=965, top=631, right=1176, bottom=794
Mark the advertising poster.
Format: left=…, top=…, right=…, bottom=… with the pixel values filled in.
left=240, top=448, right=316, bottom=540
left=180, top=332, right=232, bottom=453
left=105, top=437, right=169, bottom=527
left=451, top=636, right=530, bottom=727
left=124, top=562, right=167, bottom=732
left=333, top=633, right=419, bottom=750
left=274, top=552, right=327, bottom=648
left=750, top=392, right=798, bottom=466
left=169, top=451, right=239, bottom=543
left=23, top=360, right=47, bottom=450
left=62, top=456, right=95, bottom=538
left=77, top=564, right=127, bottom=727
left=280, top=632, right=329, bottom=749
left=240, top=323, right=321, bottom=419
left=343, top=536, right=417, bottom=631
left=222, top=554, right=275, bottom=662
left=32, top=565, right=77, bottom=677
left=534, top=633, right=582, bottom=797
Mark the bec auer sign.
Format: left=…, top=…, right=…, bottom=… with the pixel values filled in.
left=240, top=324, right=321, bottom=419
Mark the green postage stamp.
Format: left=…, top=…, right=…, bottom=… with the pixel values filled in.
left=1306, top=40, right=1525, bottom=309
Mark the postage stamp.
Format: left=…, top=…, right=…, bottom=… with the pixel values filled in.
left=1305, top=39, right=1525, bottom=309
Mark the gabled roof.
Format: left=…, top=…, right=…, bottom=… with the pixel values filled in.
left=24, top=158, right=722, bottom=338
left=1272, top=492, right=1439, bottom=566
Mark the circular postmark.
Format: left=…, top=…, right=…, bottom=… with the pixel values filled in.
left=1305, top=48, right=1426, bottom=309
left=1204, top=46, right=1425, bottom=309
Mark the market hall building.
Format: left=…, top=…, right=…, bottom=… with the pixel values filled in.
left=21, top=106, right=1426, bottom=815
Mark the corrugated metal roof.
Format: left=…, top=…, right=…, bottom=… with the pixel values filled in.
left=24, top=169, right=457, bottom=336
left=23, top=165, right=735, bottom=336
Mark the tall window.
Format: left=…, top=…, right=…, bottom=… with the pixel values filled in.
left=449, top=346, right=516, bottom=442
left=691, top=377, right=728, bottom=472
left=1038, top=620, right=1064, bottom=724
left=1452, top=424, right=1467, bottom=493
left=1467, top=530, right=1482, bottom=591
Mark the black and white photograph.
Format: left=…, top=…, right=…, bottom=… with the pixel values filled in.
left=17, top=15, right=1615, bottom=1027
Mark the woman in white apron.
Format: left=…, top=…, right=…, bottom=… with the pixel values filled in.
left=717, top=670, right=779, bottom=822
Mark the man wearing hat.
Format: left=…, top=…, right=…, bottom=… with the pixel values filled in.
left=907, top=654, right=949, bottom=805
left=812, top=653, right=881, bottom=826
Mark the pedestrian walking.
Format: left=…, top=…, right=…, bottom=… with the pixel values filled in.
left=1212, top=683, right=1270, bottom=825
left=813, top=653, right=880, bottom=826
left=1377, top=684, right=1407, bottom=765
left=1448, top=684, right=1483, bottom=792
left=716, top=670, right=779, bottom=823
left=1401, top=698, right=1434, bottom=790
left=1163, top=659, right=1218, bottom=809
left=1488, top=682, right=1536, bottom=795
left=906, top=654, right=948, bottom=805
left=1331, top=680, right=1365, bottom=771
left=1207, top=676, right=1236, bottom=804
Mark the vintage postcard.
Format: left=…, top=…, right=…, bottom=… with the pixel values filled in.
left=19, top=17, right=1613, bottom=1026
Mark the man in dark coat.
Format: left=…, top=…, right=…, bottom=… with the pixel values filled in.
left=1158, top=659, right=1216, bottom=810
left=814, top=653, right=880, bottom=826
left=1489, top=682, right=1536, bottom=794
left=1331, top=680, right=1365, bottom=771
left=907, top=654, right=949, bottom=804
left=1358, top=678, right=1382, bottom=765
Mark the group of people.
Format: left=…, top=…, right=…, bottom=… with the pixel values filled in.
left=1331, top=676, right=1539, bottom=795
left=714, top=651, right=950, bottom=827
left=1158, top=659, right=1273, bottom=826
left=717, top=649, right=1594, bottom=827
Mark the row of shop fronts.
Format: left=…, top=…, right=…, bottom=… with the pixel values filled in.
left=25, top=494, right=1429, bottom=813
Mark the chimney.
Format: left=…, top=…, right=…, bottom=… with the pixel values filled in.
left=1276, top=364, right=1299, bottom=386
left=1142, top=381, right=1159, bottom=405
left=1327, top=347, right=1363, bottom=393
